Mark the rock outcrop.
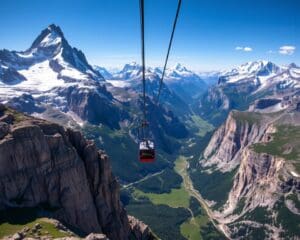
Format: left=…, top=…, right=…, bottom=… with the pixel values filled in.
left=128, top=216, right=154, bottom=240
left=0, top=104, right=154, bottom=240
left=224, top=148, right=285, bottom=215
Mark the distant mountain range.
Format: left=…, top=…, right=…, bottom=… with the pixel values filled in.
left=196, top=60, right=300, bottom=125
left=219, top=60, right=299, bottom=89
left=94, top=62, right=209, bottom=104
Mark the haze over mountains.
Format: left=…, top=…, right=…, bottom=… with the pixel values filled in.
left=0, top=24, right=299, bottom=239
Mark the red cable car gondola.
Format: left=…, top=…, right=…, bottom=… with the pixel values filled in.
left=139, top=140, right=155, bottom=162
left=138, top=120, right=155, bottom=163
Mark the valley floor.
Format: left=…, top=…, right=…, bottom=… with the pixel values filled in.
left=175, top=156, right=231, bottom=239
left=123, top=153, right=227, bottom=240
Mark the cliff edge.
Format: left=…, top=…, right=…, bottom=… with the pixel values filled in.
left=0, top=103, right=154, bottom=240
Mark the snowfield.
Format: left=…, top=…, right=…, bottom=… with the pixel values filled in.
left=18, top=60, right=64, bottom=91
left=218, top=60, right=300, bottom=93
left=40, top=32, right=62, bottom=47
left=106, top=80, right=130, bottom=88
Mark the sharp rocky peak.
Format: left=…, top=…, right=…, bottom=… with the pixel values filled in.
left=220, top=60, right=282, bottom=80
left=26, top=24, right=102, bottom=79
left=238, top=60, right=279, bottom=73
left=47, top=24, right=65, bottom=36
left=173, top=63, right=188, bottom=72
left=30, top=24, right=66, bottom=50
left=122, top=62, right=141, bottom=72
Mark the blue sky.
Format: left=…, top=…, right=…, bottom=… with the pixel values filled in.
left=0, top=0, right=299, bottom=71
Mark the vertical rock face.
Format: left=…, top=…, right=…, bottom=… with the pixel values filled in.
left=222, top=140, right=283, bottom=215
left=202, top=111, right=267, bottom=172
left=226, top=148, right=284, bottom=214
left=0, top=104, right=153, bottom=240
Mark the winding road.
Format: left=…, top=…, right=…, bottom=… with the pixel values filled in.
left=122, top=170, right=165, bottom=189
left=177, top=156, right=231, bottom=239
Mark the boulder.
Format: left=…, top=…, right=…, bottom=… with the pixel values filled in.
left=12, top=233, right=23, bottom=240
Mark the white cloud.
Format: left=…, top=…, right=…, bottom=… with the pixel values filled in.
left=235, top=46, right=243, bottom=51
left=235, top=46, right=253, bottom=52
left=244, top=47, right=253, bottom=52
left=279, top=45, right=296, bottom=55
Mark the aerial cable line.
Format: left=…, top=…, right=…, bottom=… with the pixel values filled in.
left=139, top=0, right=147, bottom=125
left=138, top=0, right=182, bottom=135
left=156, top=0, right=182, bottom=104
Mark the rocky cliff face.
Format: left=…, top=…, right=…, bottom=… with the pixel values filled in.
left=202, top=111, right=268, bottom=172
left=224, top=147, right=284, bottom=214
left=198, top=103, right=300, bottom=239
left=0, top=104, right=154, bottom=240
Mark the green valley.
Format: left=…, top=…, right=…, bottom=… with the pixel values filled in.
left=123, top=156, right=225, bottom=240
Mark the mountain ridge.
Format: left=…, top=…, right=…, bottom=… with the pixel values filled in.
left=195, top=60, right=300, bottom=126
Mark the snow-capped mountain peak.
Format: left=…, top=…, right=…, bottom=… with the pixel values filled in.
left=164, top=63, right=198, bottom=81
left=23, top=24, right=99, bottom=79
left=121, top=61, right=141, bottom=72
left=151, top=63, right=208, bottom=101
left=174, top=63, right=188, bottom=72
left=112, top=62, right=143, bottom=80
left=30, top=24, right=65, bottom=51
left=219, top=60, right=282, bottom=84
left=40, top=31, right=61, bottom=48
left=230, top=60, right=280, bottom=76
left=0, top=24, right=104, bottom=100
left=47, top=24, right=64, bottom=35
